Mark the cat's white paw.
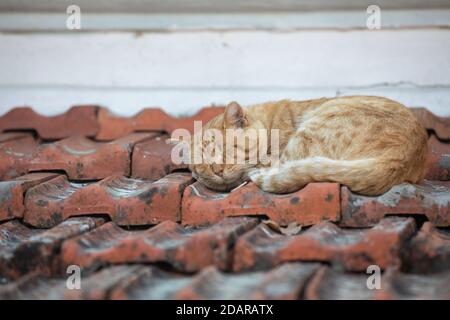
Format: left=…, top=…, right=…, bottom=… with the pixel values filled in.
left=248, top=168, right=263, bottom=182
left=248, top=168, right=276, bottom=192
left=248, top=166, right=296, bottom=194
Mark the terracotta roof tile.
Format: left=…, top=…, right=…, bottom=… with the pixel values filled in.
left=108, top=265, right=197, bottom=300
left=23, top=173, right=194, bottom=228
left=0, top=272, right=66, bottom=299
left=0, top=132, right=175, bottom=181
left=171, top=263, right=320, bottom=300
left=1, top=263, right=320, bottom=300
left=425, top=134, right=450, bottom=180
left=401, top=222, right=450, bottom=273
left=233, top=217, right=416, bottom=272
left=305, top=267, right=450, bottom=300
left=0, top=265, right=142, bottom=300
left=0, top=133, right=39, bottom=180
left=27, top=133, right=156, bottom=180
left=65, top=265, right=147, bottom=300
left=412, top=107, right=450, bottom=140
left=304, top=267, right=377, bottom=300
left=0, top=132, right=34, bottom=144
left=0, top=217, right=103, bottom=279
left=96, top=106, right=224, bottom=140
left=377, top=269, right=450, bottom=299
left=0, top=106, right=99, bottom=140
left=61, top=217, right=258, bottom=273
left=131, top=134, right=188, bottom=180
left=0, top=172, right=59, bottom=222
left=182, top=181, right=340, bottom=227
left=340, top=181, right=450, bottom=227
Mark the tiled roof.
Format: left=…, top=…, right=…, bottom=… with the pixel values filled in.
left=0, top=105, right=449, bottom=300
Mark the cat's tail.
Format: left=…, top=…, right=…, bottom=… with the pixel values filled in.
left=249, top=156, right=415, bottom=196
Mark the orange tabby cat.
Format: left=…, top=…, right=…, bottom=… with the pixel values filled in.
left=189, top=96, right=428, bottom=196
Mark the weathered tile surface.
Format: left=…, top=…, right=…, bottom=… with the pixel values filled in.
left=340, top=181, right=450, bottom=227
left=411, top=107, right=450, bottom=140
left=425, top=134, right=450, bottom=181
left=0, top=106, right=99, bottom=140
left=182, top=181, right=340, bottom=227
left=0, top=134, right=39, bottom=180
left=24, top=173, right=194, bottom=227
left=131, top=134, right=188, bottom=180
left=401, top=222, right=450, bottom=273
left=61, top=217, right=258, bottom=272
left=27, top=133, right=155, bottom=180
left=0, top=218, right=103, bottom=279
left=96, top=106, right=224, bottom=140
left=0, top=173, right=59, bottom=221
left=234, top=217, right=416, bottom=272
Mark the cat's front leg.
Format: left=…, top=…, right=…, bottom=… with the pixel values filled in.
left=248, top=167, right=277, bottom=192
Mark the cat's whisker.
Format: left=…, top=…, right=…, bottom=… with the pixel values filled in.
left=230, top=181, right=248, bottom=192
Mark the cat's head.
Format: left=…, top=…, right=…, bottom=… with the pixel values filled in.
left=187, top=101, right=267, bottom=191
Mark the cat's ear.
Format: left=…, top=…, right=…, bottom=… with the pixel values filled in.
left=224, top=101, right=248, bottom=128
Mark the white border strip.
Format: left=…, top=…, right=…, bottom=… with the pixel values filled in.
left=1, top=10, right=450, bottom=31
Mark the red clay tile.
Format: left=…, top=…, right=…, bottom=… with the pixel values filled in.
left=23, top=173, right=194, bottom=228
left=173, top=263, right=320, bottom=300
left=304, top=267, right=379, bottom=300
left=0, top=218, right=103, bottom=279
left=173, top=107, right=225, bottom=133
left=0, top=106, right=99, bottom=140
left=6, top=262, right=448, bottom=300
left=28, top=133, right=155, bottom=180
left=375, top=269, right=450, bottom=299
left=0, top=272, right=65, bottom=299
left=65, top=265, right=147, bottom=300
left=1, top=263, right=320, bottom=300
left=0, top=265, right=191, bottom=300
left=0, top=173, right=59, bottom=222
left=234, top=217, right=415, bottom=272
left=425, top=134, right=450, bottom=180
left=305, top=267, right=450, bottom=300
left=340, top=181, right=450, bottom=227
left=303, top=267, right=444, bottom=300
left=0, top=265, right=143, bottom=300
left=61, top=217, right=258, bottom=273
left=182, top=181, right=340, bottom=227
left=111, top=263, right=321, bottom=300
left=411, top=107, right=450, bottom=140
left=96, top=106, right=224, bottom=140
left=0, top=134, right=38, bottom=180
left=0, top=132, right=33, bottom=143
left=401, top=222, right=450, bottom=273
left=108, top=266, right=193, bottom=300
left=131, top=134, right=188, bottom=180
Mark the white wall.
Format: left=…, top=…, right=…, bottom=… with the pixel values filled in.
left=1, top=7, right=450, bottom=116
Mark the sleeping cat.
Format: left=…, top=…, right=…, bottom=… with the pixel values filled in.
left=187, top=96, right=428, bottom=196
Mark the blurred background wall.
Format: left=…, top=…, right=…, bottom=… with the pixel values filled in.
left=0, top=0, right=449, bottom=116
